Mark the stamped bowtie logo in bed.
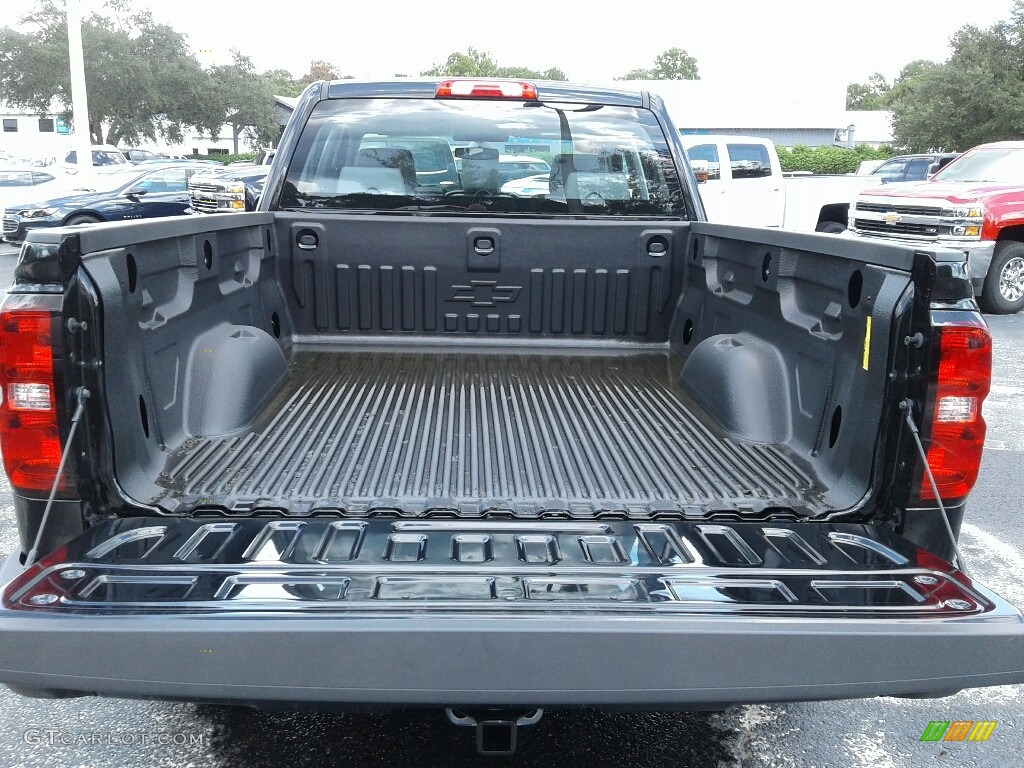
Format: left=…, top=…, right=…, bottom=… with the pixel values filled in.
left=448, top=281, right=522, bottom=306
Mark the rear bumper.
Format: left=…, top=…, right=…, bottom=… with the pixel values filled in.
left=1, top=595, right=1023, bottom=707
left=2, top=518, right=1023, bottom=707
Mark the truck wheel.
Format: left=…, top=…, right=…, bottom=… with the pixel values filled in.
left=981, top=241, right=1024, bottom=314
left=815, top=221, right=846, bottom=234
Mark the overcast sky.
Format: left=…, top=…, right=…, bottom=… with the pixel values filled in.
left=4, top=0, right=1017, bottom=98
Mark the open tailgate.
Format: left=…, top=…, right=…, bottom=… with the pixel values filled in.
left=0, top=518, right=1022, bottom=706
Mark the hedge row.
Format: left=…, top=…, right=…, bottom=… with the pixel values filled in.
left=186, top=152, right=258, bottom=165
left=777, top=145, right=894, bottom=175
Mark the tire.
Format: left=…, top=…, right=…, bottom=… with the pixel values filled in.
left=981, top=241, right=1024, bottom=314
left=815, top=220, right=847, bottom=234
left=64, top=214, right=102, bottom=228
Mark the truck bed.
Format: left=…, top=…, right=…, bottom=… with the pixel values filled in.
left=63, top=214, right=914, bottom=521
left=157, top=346, right=816, bottom=516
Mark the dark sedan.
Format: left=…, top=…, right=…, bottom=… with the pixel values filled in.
left=2, top=163, right=211, bottom=243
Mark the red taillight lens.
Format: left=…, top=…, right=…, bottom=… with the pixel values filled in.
left=919, top=316, right=991, bottom=503
left=0, top=298, right=70, bottom=495
left=435, top=79, right=538, bottom=100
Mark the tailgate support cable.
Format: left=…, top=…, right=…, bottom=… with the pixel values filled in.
left=25, top=387, right=90, bottom=567
left=899, top=398, right=967, bottom=575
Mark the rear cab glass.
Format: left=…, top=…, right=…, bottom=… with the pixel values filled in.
left=282, top=98, right=686, bottom=217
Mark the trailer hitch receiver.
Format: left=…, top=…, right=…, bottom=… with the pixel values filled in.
left=445, top=707, right=544, bottom=756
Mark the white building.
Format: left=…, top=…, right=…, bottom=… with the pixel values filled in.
left=0, top=100, right=266, bottom=162
left=843, top=110, right=894, bottom=148
left=0, top=103, right=73, bottom=162
left=621, top=80, right=887, bottom=149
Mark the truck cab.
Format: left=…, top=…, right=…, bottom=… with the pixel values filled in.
left=849, top=141, right=1024, bottom=313
left=680, top=135, right=880, bottom=233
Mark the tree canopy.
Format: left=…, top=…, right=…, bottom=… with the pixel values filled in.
left=421, top=48, right=567, bottom=80
left=619, top=47, right=700, bottom=80
left=209, top=51, right=279, bottom=152
left=845, top=72, right=891, bottom=110
left=0, top=0, right=282, bottom=148
left=855, top=1, right=1024, bottom=152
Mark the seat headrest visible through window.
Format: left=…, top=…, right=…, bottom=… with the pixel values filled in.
left=549, top=153, right=601, bottom=197
left=356, top=148, right=417, bottom=190
left=550, top=153, right=633, bottom=201
left=460, top=147, right=501, bottom=193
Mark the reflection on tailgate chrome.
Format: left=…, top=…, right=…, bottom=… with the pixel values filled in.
left=1, top=518, right=997, bottom=617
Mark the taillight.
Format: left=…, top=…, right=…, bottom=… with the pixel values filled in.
left=0, top=295, right=72, bottom=495
left=918, top=313, right=991, bottom=503
left=435, top=79, right=538, bottom=100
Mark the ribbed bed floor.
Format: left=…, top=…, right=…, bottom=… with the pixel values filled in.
left=160, top=348, right=818, bottom=516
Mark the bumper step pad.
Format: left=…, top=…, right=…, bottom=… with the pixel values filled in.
left=3, top=518, right=999, bottom=617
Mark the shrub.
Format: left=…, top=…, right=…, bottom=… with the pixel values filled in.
left=186, top=152, right=258, bottom=165
left=776, top=144, right=893, bottom=174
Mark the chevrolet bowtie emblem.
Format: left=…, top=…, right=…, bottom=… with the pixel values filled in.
left=882, top=212, right=902, bottom=224
left=448, top=282, right=522, bottom=307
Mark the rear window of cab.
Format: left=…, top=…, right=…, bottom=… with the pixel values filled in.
left=281, top=98, right=687, bottom=217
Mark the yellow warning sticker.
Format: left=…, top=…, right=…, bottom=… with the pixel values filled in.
left=862, top=316, right=872, bottom=370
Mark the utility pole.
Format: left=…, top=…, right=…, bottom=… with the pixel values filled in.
left=66, top=0, right=93, bottom=171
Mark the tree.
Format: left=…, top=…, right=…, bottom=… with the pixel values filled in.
left=887, top=7, right=1024, bottom=152
left=210, top=51, right=279, bottom=152
left=882, top=0, right=1024, bottom=151
left=421, top=48, right=567, bottom=80
left=261, top=68, right=304, bottom=98
left=845, top=72, right=891, bottom=109
left=297, top=59, right=355, bottom=85
left=619, top=47, right=700, bottom=80
left=0, top=0, right=223, bottom=145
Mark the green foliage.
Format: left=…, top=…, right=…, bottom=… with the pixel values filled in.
left=887, top=2, right=1024, bottom=151
left=421, top=48, right=567, bottom=80
left=187, top=152, right=256, bottom=165
left=0, top=1, right=283, bottom=149
left=209, top=51, right=279, bottom=150
left=261, top=68, right=304, bottom=98
left=845, top=72, right=891, bottom=109
left=777, top=144, right=894, bottom=175
left=619, top=47, right=700, bottom=80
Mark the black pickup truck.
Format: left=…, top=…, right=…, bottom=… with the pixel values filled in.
left=0, top=78, right=1021, bottom=754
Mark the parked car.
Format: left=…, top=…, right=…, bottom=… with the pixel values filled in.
left=500, top=172, right=550, bottom=196
left=0, top=77, right=1020, bottom=757
left=497, top=154, right=550, bottom=184
left=1, top=163, right=211, bottom=243
left=868, top=152, right=961, bottom=184
left=120, top=148, right=159, bottom=164
left=0, top=168, right=60, bottom=211
left=680, top=135, right=883, bottom=233
left=188, top=165, right=270, bottom=213
left=61, top=145, right=130, bottom=174
left=849, top=140, right=1024, bottom=313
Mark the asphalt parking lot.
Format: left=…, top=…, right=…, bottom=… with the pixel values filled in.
left=0, top=240, right=1020, bottom=767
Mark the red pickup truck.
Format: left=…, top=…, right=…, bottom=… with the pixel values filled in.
left=849, top=141, right=1024, bottom=314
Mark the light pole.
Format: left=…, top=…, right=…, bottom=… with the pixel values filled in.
left=66, top=0, right=93, bottom=171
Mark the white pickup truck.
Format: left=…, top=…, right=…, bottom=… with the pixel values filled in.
left=681, top=135, right=881, bottom=233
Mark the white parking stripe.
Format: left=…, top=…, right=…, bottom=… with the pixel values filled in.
left=960, top=523, right=1024, bottom=609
